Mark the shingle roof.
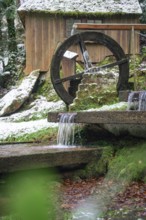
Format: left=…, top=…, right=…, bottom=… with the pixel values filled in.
left=18, top=0, right=142, bottom=15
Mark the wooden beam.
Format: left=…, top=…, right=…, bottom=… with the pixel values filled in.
left=0, top=144, right=102, bottom=173
left=48, top=111, right=146, bottom=124
left=73, top=23, right=146, bottom=30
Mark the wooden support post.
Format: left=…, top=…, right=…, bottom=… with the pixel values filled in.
left=131, top=26, right=137, bottom=90
left=62, top=50, right=78, bottom=90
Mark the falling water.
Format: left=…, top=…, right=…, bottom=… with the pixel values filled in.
left=57, top=113, right=77, bottom=146
left=139, top=91, right=146, bottom=110
left=127, top=91, right=146, bottom=111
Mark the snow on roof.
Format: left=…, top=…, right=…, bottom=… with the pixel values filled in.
left=18, top=0, right=142, bottom=15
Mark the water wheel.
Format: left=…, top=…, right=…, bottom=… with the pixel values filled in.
left=50, top=31, right=129, bottom=105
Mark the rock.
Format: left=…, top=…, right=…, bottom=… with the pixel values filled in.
left=0, top=97, right=65, bottom=122
left=69, top=69, right=118, bottom=111
left=0, top=69, right=40, bottom=116
left=100, top=123, right=146, bottom=139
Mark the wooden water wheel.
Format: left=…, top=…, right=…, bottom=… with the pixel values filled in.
left=50, top=31, right=129, bottom=105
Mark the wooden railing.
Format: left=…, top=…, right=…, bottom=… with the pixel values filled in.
left=72, top=23, right=146, bottom=31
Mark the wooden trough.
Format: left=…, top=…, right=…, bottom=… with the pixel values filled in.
left=48, top=111, right=146, bottom=124
left=0, top=144, right=102, bottom=173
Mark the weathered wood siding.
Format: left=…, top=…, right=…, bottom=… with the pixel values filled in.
left=24, top=14, right=140, bottom=74
left=103, top=16, right=140, bottom=55
left=25, top=14, right=66, bottom=74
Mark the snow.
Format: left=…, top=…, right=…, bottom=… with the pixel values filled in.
left=0, top=97, right=65, bottom=141
left=18, top=0, right=142, bottom=14
left=85, top=102, right=127, bottom=111
left=0, top=97, right=65, bottom=122
left=0, top=99, right=127, bottom=141
left=0, top=119, right=58, bottom=140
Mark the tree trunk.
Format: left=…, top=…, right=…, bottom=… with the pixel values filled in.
left=5, top=0, right=17, bottom=52
left=0, top=10, right=3, bottom=53
left=6, top=17, right=17, bottom=51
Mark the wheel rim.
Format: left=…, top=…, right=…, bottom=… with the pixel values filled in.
left=50, top=31, right=129, bottom=105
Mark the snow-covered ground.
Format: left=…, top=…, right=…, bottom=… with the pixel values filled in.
left=85, top=102, right=127, bottom=111
left=0, top=97, right=65, bottom=141
left=0, top=100, right=127, bottom=141
left=0, top=97, right=66, bottom=122
left=0, top=119, right=57, bottom=140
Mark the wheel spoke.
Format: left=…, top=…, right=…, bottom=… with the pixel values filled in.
left=54, top=58, right=128, bottom=84
left=54, top=72, right=83, bottom=84
left=78, top=34, right=92, bottom=69
left=98, top=58, right=129, bottom=70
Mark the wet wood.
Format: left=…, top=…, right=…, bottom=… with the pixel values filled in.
left=0, top=144, right=102, bottom=173
left=48, top=111, right=146, bottom=124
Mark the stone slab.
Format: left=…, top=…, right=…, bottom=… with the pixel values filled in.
left=48, top=111, right=146, bottom=124
left=0, top=144, right=102, bottom=173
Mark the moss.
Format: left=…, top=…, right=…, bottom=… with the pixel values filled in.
left=34, top=78, right=60, bottom=102
left=129, top=55, right=146, bottom=90
left=70, top=86, right=118, bottom=111
left=72, top=137, right=146, bottom=183
left=86, top=146, right=114, bottom=177
left=107, top=142, right=146, bottom=183
left=76, top=62, right=84, bottom=73
left=98, top=56, right=116, bottom=66
left=74, top=145, right=114, bottom=179
left=26, top=10, right=128, bottom=19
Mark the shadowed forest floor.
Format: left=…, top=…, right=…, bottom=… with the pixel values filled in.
left=60, top=177, right=146, bottom=219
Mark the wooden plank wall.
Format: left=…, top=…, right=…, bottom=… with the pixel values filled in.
left=24, top=14, right=140, bottom=74
left=103, top=16, right=140, bottom=54
left=25, top=14, right=65, bottom=74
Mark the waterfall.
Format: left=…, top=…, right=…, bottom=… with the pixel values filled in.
left=127, top=91, right=146, bottom=111
left=127, top=91, right=139, bottom=110
left=139, top=91, right=146, bottom=110
left=57, top=113, right=76, bottom=146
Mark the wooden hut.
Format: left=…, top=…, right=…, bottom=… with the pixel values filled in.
left=18, top=0, right=142, bottom=74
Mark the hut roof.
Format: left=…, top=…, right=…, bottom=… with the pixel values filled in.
left=18, top=0, right=142, bottom=15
